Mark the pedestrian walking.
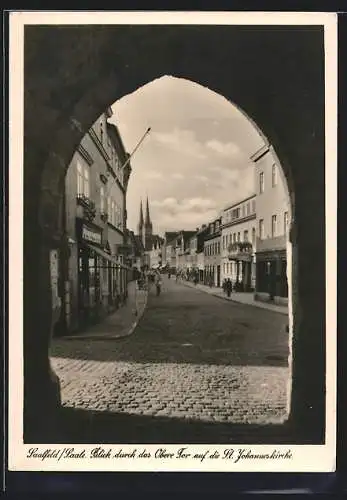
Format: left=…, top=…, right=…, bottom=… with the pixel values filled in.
left=226, top=278, right=232, bottom=297
left=154, top=271, right=162, bottom=296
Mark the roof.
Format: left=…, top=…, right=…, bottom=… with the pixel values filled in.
left=164, top=231, right=179, bottom=241
left=144, top=234, right=164, bottom=251
left=132, top=234, right=145, bottom=255
left=223, top=194, right=256, bottom=212
left=106, top=121, right=130, bottom=166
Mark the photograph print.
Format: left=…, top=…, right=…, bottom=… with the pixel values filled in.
left=8, top=11, right=337, bottom=472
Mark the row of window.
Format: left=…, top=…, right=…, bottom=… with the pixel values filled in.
left=259, top=163, right=277, bottom=194
left=259, top=212, right=289, bottom=240
left=223, top=199, right=256, bottom=224
left=222, top=228, right=255, bottom=249
left=204, top=241, right=221, bottom=256
left=99, top=121, right=124, bottom=185
left=221, top=212, right=289, bottom=246
left=223, top=262, right=253, bottom=275
left=77, top=160, right=124, bottom=231
left=209, top=219, right=221, bottom=235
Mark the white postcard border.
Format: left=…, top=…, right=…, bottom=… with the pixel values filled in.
left=8, top=10, right=337, bottom=473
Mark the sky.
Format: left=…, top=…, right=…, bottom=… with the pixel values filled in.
left=110, top=76, right=265, bottom=236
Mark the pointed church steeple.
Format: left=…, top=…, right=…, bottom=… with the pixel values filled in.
left=137, top=199, right=144, bottom=237
left=145, top=196, right=153, bottom=233
left=144, top=196, right=153, bottom=250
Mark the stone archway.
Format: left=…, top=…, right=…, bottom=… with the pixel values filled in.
left=23, top=24, right=325, bottom=443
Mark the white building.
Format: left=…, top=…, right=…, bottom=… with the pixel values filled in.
left=251, top=144, right=290, bottom=304
left=221, top=195, right=257, bottom=290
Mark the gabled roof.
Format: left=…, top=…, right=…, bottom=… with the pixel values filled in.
left=132, top=234, right=145, bottom=255
left=144, top=234, right=164, bottom=251
left=164, top=231, right=179, bottom=242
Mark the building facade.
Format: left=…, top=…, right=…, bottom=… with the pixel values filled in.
left=56, top=108, right=132, bottom=335
left=162, top=232, right=179, bottom=272
left=175, top=230, right=197, bottom=273
left=203, top=217, right=222, bottom=287
left=136, top=197, right=163, bottom=269
left=251, top=144, right=290, bottom=304
left=221, top=194, right=257, bottom=291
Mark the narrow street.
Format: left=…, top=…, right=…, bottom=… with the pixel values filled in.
left=50, top=277, right=291, bottom=443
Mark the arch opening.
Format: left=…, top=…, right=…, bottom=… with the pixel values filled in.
left=23, top=25, right=326, bottom=445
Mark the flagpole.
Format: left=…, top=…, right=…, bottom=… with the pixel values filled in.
left=120, top=127, right=151, bottom=171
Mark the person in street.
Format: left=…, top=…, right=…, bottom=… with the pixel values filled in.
left=154, top=271, right=162, bottom=296
left=226, top=278, right=232, bottom=297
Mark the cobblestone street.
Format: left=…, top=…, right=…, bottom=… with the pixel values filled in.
left=50, top=277, right=291, bottom=443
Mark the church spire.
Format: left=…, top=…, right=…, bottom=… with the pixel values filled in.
left=145, top=196, right=151, bottom=226
left=137, top=199, right=144, bottom=234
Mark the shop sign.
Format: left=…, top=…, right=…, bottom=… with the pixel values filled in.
left=82, top=225, right=102, bottom=245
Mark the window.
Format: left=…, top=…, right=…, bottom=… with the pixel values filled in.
left=100, top=186, right=105, bottom=214
left=284, top=211, right=289, bottom=234
left=242, top=205, right=245, bottom=217
left=233, top=233, right=236, bottom=243
left=111, top=200, right=116, bottom=226
left=259, top=172, right=264, bottom=194
left=77, top=161, right=83, bottom=196
left=259, top=219, right=264, bottom=240
left=237, top=232, right=240, bottom=242
left=244, top=230, right=248, bottom=242
left=252, top=200, right=256, bottom=213
left=272, top=164, right=277, bottom=187
left=100, top=121, right=104, bottom=144
left=271, top=214, right=277, bottom=238
left=107, top=197, right=111, bottom=218
left=247, top=203, right=250, bottom=215
left=252, top=227, right=256, bottom=243
left=77, top=160, right=89, bottom=197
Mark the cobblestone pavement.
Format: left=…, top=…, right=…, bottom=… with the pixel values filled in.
left=51, top=277, right=290, bottom=437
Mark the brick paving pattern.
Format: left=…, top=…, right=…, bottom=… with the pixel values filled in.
left=51, top=277, right=290, bottom=432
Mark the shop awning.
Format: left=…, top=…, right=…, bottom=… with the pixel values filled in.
left=86, top=243, right=130, bottom=269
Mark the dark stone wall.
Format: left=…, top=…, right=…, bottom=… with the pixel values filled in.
left=24, top=25, right=325, bottom=442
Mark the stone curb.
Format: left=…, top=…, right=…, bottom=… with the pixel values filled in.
left=180, top=280, right=288, bottom=316
left=63, top=291, right=148, bottom=341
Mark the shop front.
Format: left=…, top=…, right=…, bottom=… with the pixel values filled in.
left=255, top=249, right=288, bottom=304
left=227, top=242, right=254, bottom=292
left=76, top=219, right=126, bottom=329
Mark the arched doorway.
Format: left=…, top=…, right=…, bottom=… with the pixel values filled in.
left=21, top=23, right=325, bottom=443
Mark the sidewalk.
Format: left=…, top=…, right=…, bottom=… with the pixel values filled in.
left=63, top=280, right=148, bottom=341
left=180, top=279, right=288, bottom=315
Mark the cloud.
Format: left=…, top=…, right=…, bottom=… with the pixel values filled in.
left=206, top=139, right=241, bottom=157
left=152, top=196, right=217, bottom=215
left=145, top=170, right=163, bottom=180
left=171, top=173, right=184, bottom=180
left=152, top=128, right=206, bottom=160
left=194, top=174, right=210, bottom=184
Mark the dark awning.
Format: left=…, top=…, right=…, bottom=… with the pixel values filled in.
left=86, top=243, right=130, bottom=269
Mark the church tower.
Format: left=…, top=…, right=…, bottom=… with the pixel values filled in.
left=144, top=196, right=153, bottom=250
left=137, top=200, right=144, bottom=246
